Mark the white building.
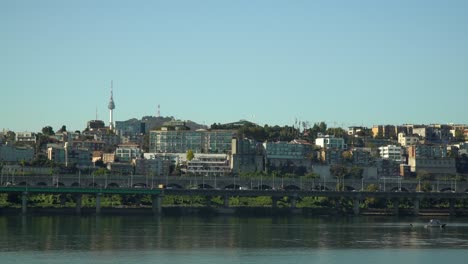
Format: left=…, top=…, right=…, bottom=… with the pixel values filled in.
left=15, top=132, right=36, bottom=143
left=378, top=145, right=403, bottom=162
left=315, top=135, right=347, bottom=150
left=186, top=154, right=230, bottom=176
left=115, top=143, right=142, bottom=162
left=398, top=133, right=419, bottom=147
left=347, top=126, right=365, bottom=136
left=144, top=153, right=185, bottom=165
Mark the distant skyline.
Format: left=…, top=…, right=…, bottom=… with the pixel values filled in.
left=2, top=1, right=468, bottom=132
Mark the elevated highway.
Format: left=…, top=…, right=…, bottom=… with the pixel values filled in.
left=2, top=174, right=468, bottom=193
left=1, top=182, right=466, bottom=216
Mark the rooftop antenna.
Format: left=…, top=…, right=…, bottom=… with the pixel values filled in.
left=157, top=104, right=160, bottom=117
left=95, top=106, right=98, bottom=120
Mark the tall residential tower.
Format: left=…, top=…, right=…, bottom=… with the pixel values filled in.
left=108, top=81, right=116, bottom=130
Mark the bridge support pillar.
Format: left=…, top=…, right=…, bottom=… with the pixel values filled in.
left=205, top=196, right=212, bottom=207
left=413, top=198, right=420, bottom=216
left=290, top=197, right=296, bottom=209
left=21, top=191, right=28, bottom=215
left=60, top=194, right=66, bottom=206
left=353, top=198, right=360, bottom=216
left=96, top=193, right=102, bottom=214
left=334, top=199, right=341, bottom=211
left=152, top=195, right=162, bottom=215
left=393, top=199, right=399, bottom=216
left=272, top=197, right=279, bottom=208
left=223, top=195, right=230, bottom=208
left=449, top=199, right=456, bottom=216
left=75, top=194, right=82, bottom=215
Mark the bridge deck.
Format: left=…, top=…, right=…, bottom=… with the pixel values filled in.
left=164, top=189, right=468, bottom=199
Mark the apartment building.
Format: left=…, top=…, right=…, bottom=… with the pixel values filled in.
left=320, top=149, right=342, bottom=165
left=115, top=143, right=142, bottom=162
left=135, top=157, right=170, bottom=176
left=47, top=145, right=92, bottom=167
left=231, top=138, right=264, bottom=174
left=94, top=132, right=120, bottom=146
left=186, top=154, right=231, bottom=176
left=315, top=135, right=347, bottom=150
left=15, top=132, right=36, bottom=143
left=263, top=140, right=313, bottom=160
left=0, top=143, right=34, bottom=163
left=406, top=145, right=455, bottom=175
left=372, top=125, right=397, bottom=139
left=149, top=123, right=236, bottom=154
left=412, top=125, right=451, bottom=143
left=72, top=140, right=105, bottom=151
left=398, top=133, right=419, bottom=147
left=378, top=145, right=403, bottom=162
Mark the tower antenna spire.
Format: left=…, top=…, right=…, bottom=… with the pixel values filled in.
left=108, top=80, right=116, bottom=130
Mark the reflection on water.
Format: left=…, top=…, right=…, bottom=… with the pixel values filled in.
left=1, top=215, right=468, bottom=252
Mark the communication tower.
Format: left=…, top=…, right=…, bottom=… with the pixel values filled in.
left=108, top=80, right=116, bottom=130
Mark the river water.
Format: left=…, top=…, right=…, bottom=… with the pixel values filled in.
left=0, top=215, right=467, bottom=263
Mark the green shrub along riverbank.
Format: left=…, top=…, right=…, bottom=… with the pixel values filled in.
left=1, top=193, right=467, bottom=214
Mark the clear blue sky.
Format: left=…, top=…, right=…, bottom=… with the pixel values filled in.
left=1, top=0, right=467, bottom=132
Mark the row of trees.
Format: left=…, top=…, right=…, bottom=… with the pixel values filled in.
left=212, top=121, right=330, bottom=143
left=2, top=192, right=466, bottom=211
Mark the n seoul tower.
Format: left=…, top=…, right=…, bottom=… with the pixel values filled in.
left=108, top=80, right=116, bottom=131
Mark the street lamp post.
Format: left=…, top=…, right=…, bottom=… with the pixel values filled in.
left=12, top=168, right=16, bottom=185
left=273, top=172, right=275, bottom=190
left=281, top=174, right=284, bottom=190
left=260, top=174, right=263, bottom=190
